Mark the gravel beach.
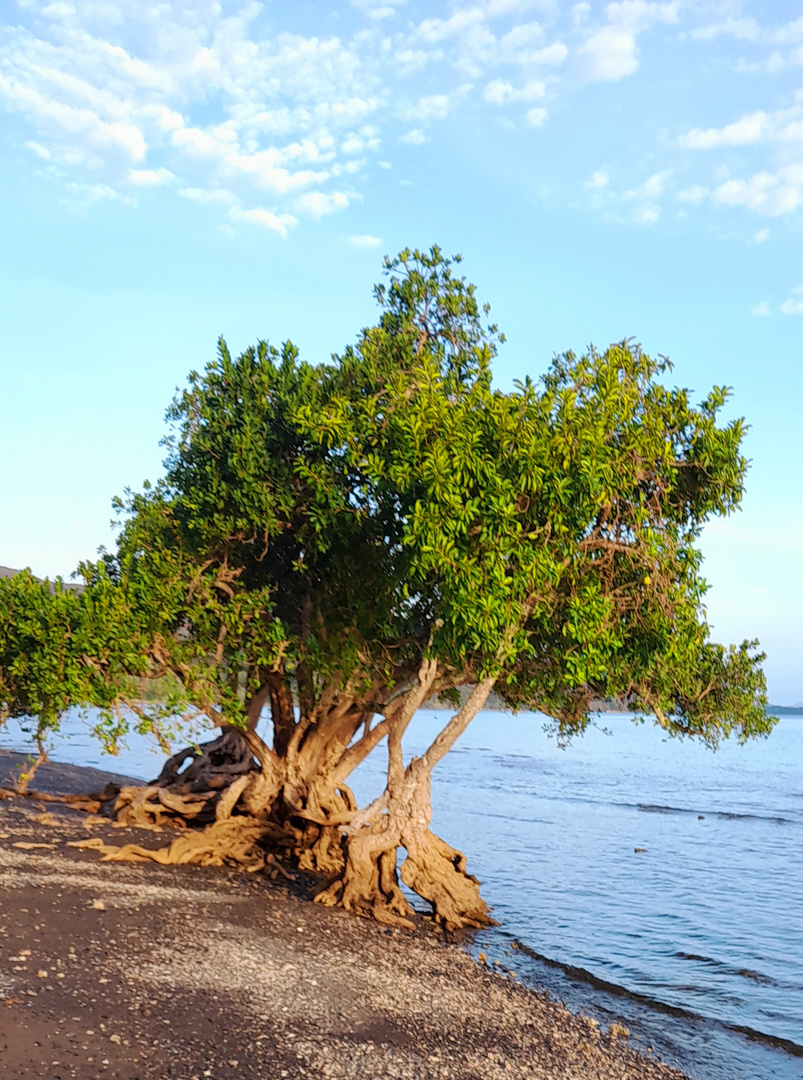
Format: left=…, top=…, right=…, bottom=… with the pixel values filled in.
left=0, top=750, right=687, bottom=1080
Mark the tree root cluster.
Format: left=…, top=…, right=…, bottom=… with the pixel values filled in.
left=3, top=720, right=496, bottom=930
left=67, top=816, right=296, bottom=879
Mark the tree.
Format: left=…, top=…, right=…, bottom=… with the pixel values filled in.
left=0, top=246, right=773, bottom=929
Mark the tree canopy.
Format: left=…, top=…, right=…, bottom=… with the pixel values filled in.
left=0, top=246, right=773, bottom=927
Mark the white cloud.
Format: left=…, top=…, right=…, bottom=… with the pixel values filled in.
left=780, top=298, right=803, bottom=315
left=294, top=190, right=350, bottom=218
left=750, top=301, right=771, bottom=317
left=577, top=1, right=678, bottom=82
left=499, top=21, right=544, bottom=51
left=229, top=205, right=298, bottom=237
left=3, top=0, right=796, bottom=240
left=403, top=94, right=452, bottom=124
left=772, top=18, right=803, bottom=45
left=714, top=171, right=803, bottom=217
left=679, top=112, right=769, bottom=150
left=0, top=70, right=147, bottom=161
left=525, top=106, right=548, bottom=127
left=26, top=140, right=51, bottom=159
left=577, top=26, right=639, bottom=80
left=626, top=170, right=669, bottom=200
left=351, top=0, right=406, bottom=19
left=483, top=0, right=542, bottom=16
left=484, top=78, right=545, bottom=104
left=0, top=9, right=389, bottom=229
left=754, top=228, right=770, bottom=243
left=341, top=127, right=381, bottom=154
left=128, top=167, right=173, bottom=186
left=676, top=184, right=708, bottom=203
left=522, top=42, right=569, bottom=67
left=64, top=181, right=136, bottom=208
left=633, top=202, right=660, bottom=224
left=417, top=10, right=488, bottom=45
left=690, top=18, right=761, bottom=43
left=689, top=14, right=803, bottom=77
left=178, top=187, right=238, bottom=205
left=392, top=48, right=436, bottom=75
left=585, top=169, right=610, bottom=188
left=347, top=234, right=383, bottom=248
left=399, top=128, right=428, bottom=145
left=604, top=1, right=679, bottom=31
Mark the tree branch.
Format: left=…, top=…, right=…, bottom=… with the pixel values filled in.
left=417, top=674, right=497, bottom=775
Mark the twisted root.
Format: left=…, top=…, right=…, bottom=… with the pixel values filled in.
left=68, top=815, right=296, bottom=878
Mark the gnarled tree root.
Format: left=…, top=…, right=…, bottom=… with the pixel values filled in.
left=102, top=730, right=285, bottom=830
left=152, top=729, right=255, bottom=791
left=315, top=824, right=495, bottom=931
left=315, top=828, right=415, bottom=928
left=68, top=815, right=296, bottom=878
left=401, top=828, right=496, bottom=931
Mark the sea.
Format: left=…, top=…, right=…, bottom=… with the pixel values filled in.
left=2, top=707, right=801, bottom=1080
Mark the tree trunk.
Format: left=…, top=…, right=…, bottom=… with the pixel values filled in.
left=397, top=766, right=493, bottom=930
left=102, top=695, right=364, bottom=872
left=76, top=665, right=500, bottom=930
left=316, top=673, right=498, bottom=929
left=315, top=761, right=492, bottom=930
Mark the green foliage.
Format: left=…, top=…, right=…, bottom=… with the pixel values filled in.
left=0, top=245, right=774, bottom=755
left=0, top=568, right=149, bottom=745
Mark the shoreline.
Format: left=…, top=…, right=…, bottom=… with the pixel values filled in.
left=0, top=751, right=686, bottom=1080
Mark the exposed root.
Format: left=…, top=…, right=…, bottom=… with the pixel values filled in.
left=315, top=826, right=415, bottom=929
left=68, top=815, right=296, bottom=875
left=151, top=729, right=255, bottom=793
left=296, top=824, right=345, bottom=877
left=0, top=782, right=122, bottom=814
left=105, top=729, right=283, bottom=830
left=401, top=827, right=496, bottom=931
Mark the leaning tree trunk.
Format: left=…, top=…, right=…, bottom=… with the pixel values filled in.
left=315, top=761, right=493, bottom=931
left=316, top=671, right=499, bottom=930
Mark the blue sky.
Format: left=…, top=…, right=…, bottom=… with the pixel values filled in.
left=1, top=0, right=801, bottom=703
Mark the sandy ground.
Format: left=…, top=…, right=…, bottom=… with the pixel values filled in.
left=0, top=750, right=687, bottom=1080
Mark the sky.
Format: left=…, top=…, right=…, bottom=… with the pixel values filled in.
left=0, top=0, right=801, bottom=703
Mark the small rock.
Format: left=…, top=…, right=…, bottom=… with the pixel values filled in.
left=91, top=899, right=106, bottom=911
left=109, top=1034, right=122, bottom=1044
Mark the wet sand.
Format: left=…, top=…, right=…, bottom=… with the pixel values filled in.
left=0, top=750, right=686, bottom=1079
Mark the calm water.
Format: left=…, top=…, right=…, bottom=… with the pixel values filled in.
left=3, top=708, right=802, bottom=1079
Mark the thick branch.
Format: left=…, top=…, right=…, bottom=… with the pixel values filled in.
left=389, top=658, right=438, bottom=798
left=418, top=674, right=496, bottom=774
left=264, top=672, right=296, bottom=755
left=331, top=694, right=406, bottom=785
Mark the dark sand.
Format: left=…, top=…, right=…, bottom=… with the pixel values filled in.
left=0, top=750, right=686, bottom=1080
